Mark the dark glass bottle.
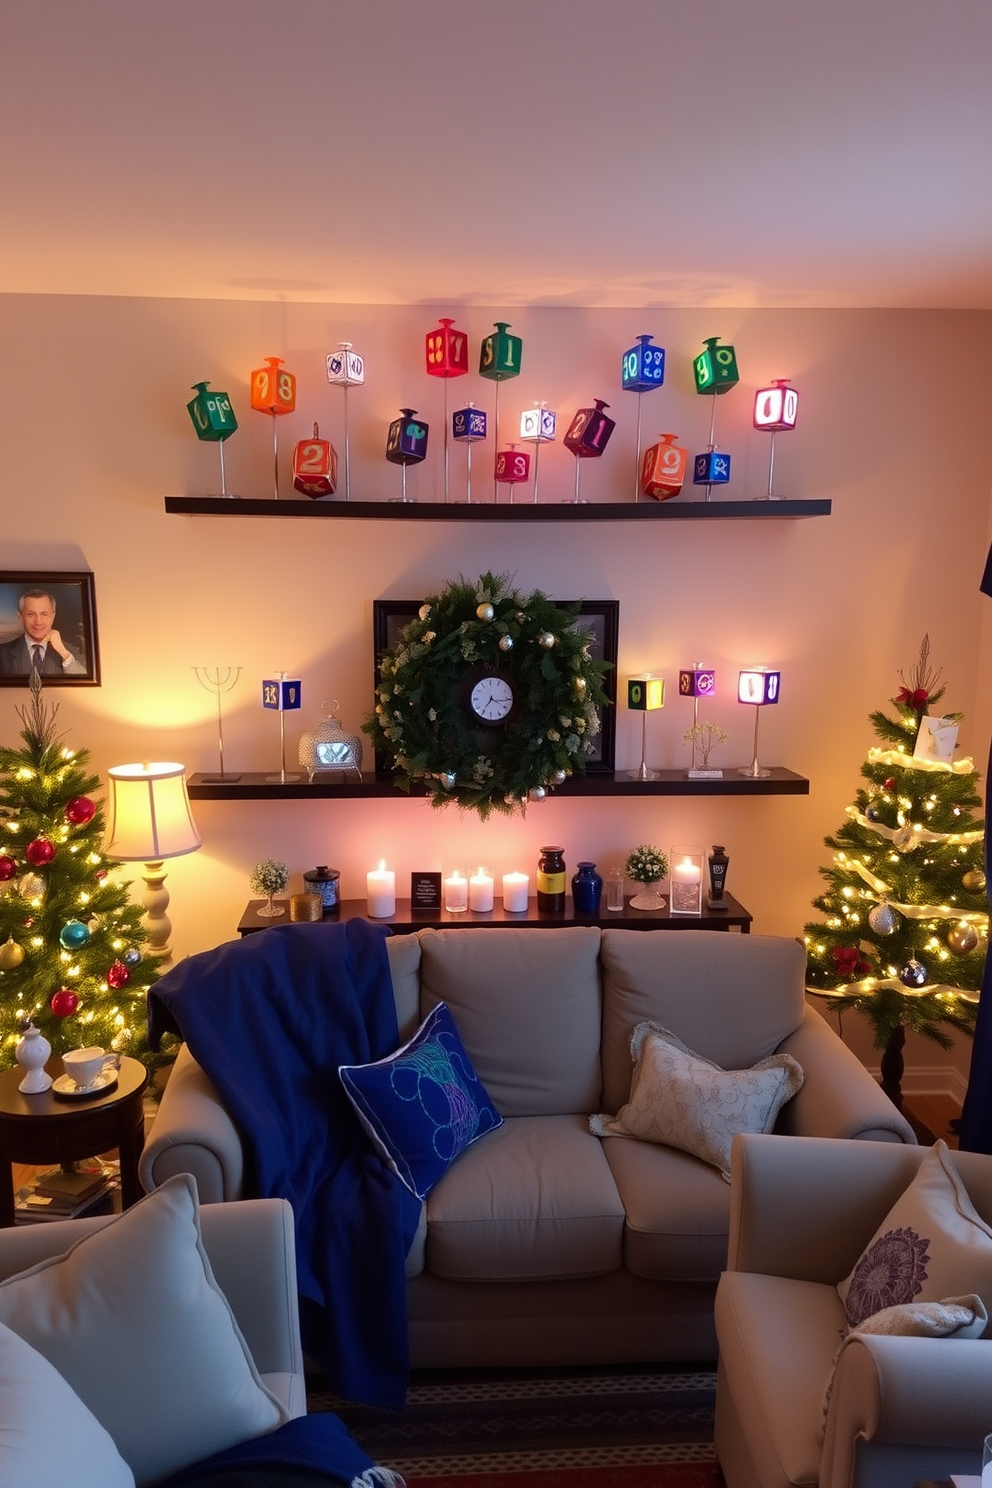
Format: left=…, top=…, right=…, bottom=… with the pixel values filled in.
left=536, top=846, right=566, bottom=913
left=571, top=862, right=603, bottom=915
left=708, top=845, right=729, bottom=907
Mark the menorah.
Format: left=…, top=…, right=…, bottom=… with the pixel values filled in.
left=194, top=666, right=242, bottom=782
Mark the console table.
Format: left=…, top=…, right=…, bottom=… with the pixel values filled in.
left=237, top=892, right=752, bottom=936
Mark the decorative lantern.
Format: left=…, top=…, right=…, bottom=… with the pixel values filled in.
left=186, top=380, right=238, bottom=497
left=251, top=356, right=297, bottom=500
left=626, top=673, right=665, bottom=781
left=737, top=667, right=781, bottom=779
left=640, top=433, right=688, bottom=501
left=299, top=700, right=363, bottom=783
left=753, top=378, right=799, bottom=499
left=325, top=342, right=364, bottom=501
left=292, top=423, right=338, bottom=498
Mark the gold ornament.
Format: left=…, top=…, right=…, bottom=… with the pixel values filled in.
left=498, top=634, right=514, bottom=652
left=963, top=869, right=986, bottom=893
left=538, top=632, right=556, bottom=649
left=0, top=936, right=25, bottom=970
left=573, top=676, right=587, bottom=698
left=476, top=603, right=495, bottom=622
left=948, top=922, right=980, bottom=955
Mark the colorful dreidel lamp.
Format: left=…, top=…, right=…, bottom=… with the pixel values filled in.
left=692, top=448, right=732, bottom=502
left=262, top=672, right=302, bottom=784
left=679, top=665, right=720, bottom=777
left=292, top=423, right=338, bottom=499
left=426, top=317, right=469, bottom=504
left=452, top=403, right=487, bottom=503
left=626, top=673, right=665, bottom=781
left=385, top=408, right=429, bottom=503
left=250, top=356, right=296, bottom=500
left=519, top=403, right=556, bottom=504
left=563, top=399, right=616, bottom=504
left=325, top=342, right=365, bottom=501
left=753, top=378, right=799, bottom=500
left=641, top=433, right=688, bottom=502
left=494, top=443, right=531, bottom=503
left=479, top=322, right=522, bottom=497
left=693, top=335, right=739, bottom=463
left=622, top=335, right=666, bottom=501
left=186, top=381, right=239, bottom=497
left=737, top=667, right=781, bottom=779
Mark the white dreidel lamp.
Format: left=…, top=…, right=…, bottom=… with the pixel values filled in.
left=753, top=379, right=799, bottom=499
left=626, top=674, right=665, bottom=780
left=325, top=342, right=365, bottom=501
left=737, top=668, right=781, bottom=779
left=104, top=762, right=202, bottom=965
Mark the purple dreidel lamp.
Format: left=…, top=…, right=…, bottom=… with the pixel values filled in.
left=679, top=666, right=722, bottom=779
left=494, top=444, right=531, bottom=504
left=563, top=399, right=615, bottom=504
left=325, top=342, right=365, bottom=501
left=186, top=381, right=239, bottom=497
left=262, top=673, right=303, bottom=784
left=479, top=322, right=522, bottom=500
left=452, top=404, right=486, bottom=503
left=737, top=667, right=781, bottom=779
left=426, top=317, right=469, bottom=503
left=519, top=403, right=556, bottom=504
left=626, top=674, right=665, bottom=781
left=250, top=356, right=296, bottom=500
left=692, top=336, right=739, bottom=502
left=292, top=423, right=338, bottom=499
left=386, top=409, right=429, bottom=502
left=753, top=378, right=799, bottom=500
left=621, top=334, right=665, bottom=501
left=641, top=433, right=688, bottom=503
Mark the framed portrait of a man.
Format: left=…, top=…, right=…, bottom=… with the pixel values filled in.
left=0, top=572, right=100, bottom=687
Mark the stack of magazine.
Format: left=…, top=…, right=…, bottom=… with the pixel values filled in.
left=14, top=1160, right=120, bottom=1223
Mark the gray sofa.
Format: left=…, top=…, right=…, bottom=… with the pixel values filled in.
left=141, top=926, right=915, bottom=1369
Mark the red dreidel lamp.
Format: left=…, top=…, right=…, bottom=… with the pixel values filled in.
left=737, top=667, right=781, bottom=779
left=626, top=674, right=665, bottom=780
left=292, top=423, right=338, bottom=498
left=621, top=334, right=665, bottom=500
left=679, top=665, right=719, bottom=777
left=426, top=317, right=469, bottom=503
left=692, top=336, right=739, bottom=502
left=385, top=408, right=429, bottom=502
left=325, top=342, right=365, bottom=501
left=519, top=403, right=556, bottom=504
left=250, top=356, right=296, bottom=500
left=479, top=321, right=522, bottom=499
left=640, top=433, right=688, bottom=502
left=563, top=399, right=615, bottom=503
left=494, top=443, right=531, bottom=504
left=186, top=381, right=239, bottom=497
left=262, top=673, right=302, bottom=784
left=753, top=378, right=799, bottom=500
left=452, top=403, right=486, bottom=503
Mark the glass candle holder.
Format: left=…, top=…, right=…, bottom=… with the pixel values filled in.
left=606, top=867, right=626, bottom=912
left=502, top=872, right=529, bottom=912
left=669, top=846, right=704, bottom=915
left=469, top=865, right=494, bottom=912
left=444, top=868, right=468, bottom=913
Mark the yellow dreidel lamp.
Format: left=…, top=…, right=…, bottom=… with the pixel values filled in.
left=737, top=667, right=781, bottom=779
left=626, top=674, right=665, bottom=780
left=753, top=378, right=799, bottom=499
left=251, top=356, right=297, bottom=500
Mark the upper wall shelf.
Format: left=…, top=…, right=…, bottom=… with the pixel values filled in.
left=164, top=496, right=831, bottom=523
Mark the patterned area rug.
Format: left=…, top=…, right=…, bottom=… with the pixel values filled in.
left=309, top=1366, right=718, bottom=1480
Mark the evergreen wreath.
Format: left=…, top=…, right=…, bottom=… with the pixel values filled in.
left=363, top=572, right=611, bottom=820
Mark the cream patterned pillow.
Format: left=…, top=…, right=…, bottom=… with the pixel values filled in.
left=589, top=1021, right=803, bottom=1181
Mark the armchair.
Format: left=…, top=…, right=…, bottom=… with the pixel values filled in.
left=715, top=1132, right=992, bottom=1488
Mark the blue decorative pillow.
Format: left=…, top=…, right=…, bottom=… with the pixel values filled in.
left=339, top=1001, right=502, bottom=1199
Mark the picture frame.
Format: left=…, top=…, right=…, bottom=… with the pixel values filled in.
left=372, top=598, right=618, bottom=775
left=0, top=572, right=101, bottom=687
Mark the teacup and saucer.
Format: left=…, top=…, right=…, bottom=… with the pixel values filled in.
left=53, top=1047, right=121, bottom=1098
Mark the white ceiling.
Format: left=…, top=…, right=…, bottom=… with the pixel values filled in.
left=3, top=0, right=991, bottom=309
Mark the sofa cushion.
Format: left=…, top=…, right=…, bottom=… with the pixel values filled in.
left=0, top=1173, right=287, bottom=1487
left=0, top=1319, right=135, bottom=1488
left=340, top=1001, right=503, bottom=1200
left=603, top=1134, right=732, bottom=1282
left=386, top=932, right=422, bottom=1042
left=416, top=926, right=603, bottom=1115
left=426, top=1114, right=625, bottom=1281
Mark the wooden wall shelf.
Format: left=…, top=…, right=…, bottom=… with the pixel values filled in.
left=165, top=496, right=831, bottom=523
left=187, top=767, right=809, bottom=801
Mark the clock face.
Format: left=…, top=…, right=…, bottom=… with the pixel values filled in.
left=469, top=675, right=515, bottom=725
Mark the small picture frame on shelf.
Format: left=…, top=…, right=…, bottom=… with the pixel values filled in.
left=411, top=871, right=442, bottom=909
left=0, top=571, right=100, bottom=687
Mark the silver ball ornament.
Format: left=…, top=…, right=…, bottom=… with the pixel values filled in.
left=18, top=872, right=45, bottom=900
left=439, top=772, right=456, bottom=790
left=538, top=632, right=556, bottom=649
left=899, top=958, right=928, bottom=988
left=476, top=602, right=495, bottom=622
left=528, top=786, right=547, bottom=802
left=123, top=947, right=142, bottom=967
left=893, top=825, right=916, bottom=853
left=498, top=634, right=514, bottom=652
left=868, top=901, right=899, bottom=936
left=550, top=769, right=567, bottom=785
left=948, top=922, right=979, bottom=955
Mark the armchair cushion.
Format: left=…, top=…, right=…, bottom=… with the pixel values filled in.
left=837, top=1140, right=992, bottom=1329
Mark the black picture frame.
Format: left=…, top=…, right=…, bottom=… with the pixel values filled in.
left=0, top=572, right=100, bottom=687
left=372, top=598, right=618, bottom=775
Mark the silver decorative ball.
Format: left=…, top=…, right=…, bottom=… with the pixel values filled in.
left=123, top=947, right=142, bottom=966
left=538, top=632, right=556, bottom=649
left=18, top=872, right=45, bottom=900
left=899, top=958, right=927, bottom=988
left=868, top=901, right=899, bottom=936
left=893, top=825, right=916, bottom=852
left=498, top=634, right=514, bottom=652
left=439, top=772, right=456, bottom=789
left=528, top=785, right=547, bottom=802
left=550, top=769, right=567, bottom=785
left=476, top=602, right=494, bottom=622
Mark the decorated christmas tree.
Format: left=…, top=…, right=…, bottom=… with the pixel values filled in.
left=0, top=678, right=164, bottom=1071
left=805, top=638, right=986, bottom=1069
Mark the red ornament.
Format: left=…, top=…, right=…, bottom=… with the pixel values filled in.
left=95, top=868, right=108, bottom=881
left=50, top=989, right=79, bottom=1017
left=65, top=796, right=96, bottom=825
left=0, top=856, right=16, bottom=882
left=106, top=959, right=130, bottom=990
left=25, top=838, right=55, bottom=867
left=884, top=777, right=897, bottom=791
left=832, top=945, right=871, bottom=979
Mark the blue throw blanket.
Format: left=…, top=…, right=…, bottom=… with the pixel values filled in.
left=147, top=920, right=421, bottom=1408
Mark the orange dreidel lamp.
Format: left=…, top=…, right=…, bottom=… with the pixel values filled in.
left=426, top=318, right=469, bottom=503
left=292, top=423, right=338, bottom=499
left=640, top=433, right=688, bottom=502
left=753, top=378, right=799, bottom=499
left=251, top=356, right=297, bottom=500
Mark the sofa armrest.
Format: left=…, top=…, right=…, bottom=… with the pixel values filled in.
left=139, top=1043, right=245, bottom=1203
left=820, top=1334, right=990, bottom=1488
left=775, top=1005, right=916, bottom=1144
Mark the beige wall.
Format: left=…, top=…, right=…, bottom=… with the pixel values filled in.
left=1, top=295, right=989, bottom=1093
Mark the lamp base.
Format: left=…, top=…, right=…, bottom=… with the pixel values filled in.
left=140, top=860, right=174, bottom=965
left=626, top=761, right=660, bottom=781
left=738, top=762, right=771, bottom=779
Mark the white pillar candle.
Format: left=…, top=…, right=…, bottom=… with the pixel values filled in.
left=673, top=857, right=701, bottom=884
left=502, top=872, right=529, bottom=913
left=444, top=870, right=468, bottom=913
left=366, top=860, right=396, bottom=918
left=469, top=867, right=494, bottom=913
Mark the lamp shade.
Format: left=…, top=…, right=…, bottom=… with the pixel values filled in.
left=104, top=763, right=201, bottom=862
left=737, top=668, right=781, bottom=706
left=753, top=379, right=799, bottom=432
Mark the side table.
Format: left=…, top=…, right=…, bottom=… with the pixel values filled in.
left=0, top=1055, right=149, bottom=1227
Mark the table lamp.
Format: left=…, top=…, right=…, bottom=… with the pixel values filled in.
left=104, top=762, right=202, bottom=964
left=737, top=669, right=781, bottom=779
left=626, top=674, right=665, bottom=780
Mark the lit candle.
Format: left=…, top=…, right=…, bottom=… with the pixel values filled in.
left=670, top=850, right=703, bottom=915
left=444, top=869, right=468, bottom=913
left=366, top=860, right=396, bottom=918
left=469, top=866, right=494, bottom=913
left=673, top=857, right=701, bottom=884
left=502, top=871, right=529, bottom=913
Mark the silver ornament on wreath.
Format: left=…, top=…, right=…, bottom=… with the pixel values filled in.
left=868, top=900, right=899, bottom=936
left=948, top=922, right=979, bottom=955
left=893, top=824, right=916, bottom=853
left=123, top=947, right=142, bottom=967
left=899, top=958, right=927, bottom=988
left=476, top=603, right=495, bottom=622
left=18, top=872, right=45, bottom=900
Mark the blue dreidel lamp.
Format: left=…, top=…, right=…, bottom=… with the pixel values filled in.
left=452, top=403, right=487, bottom=503
left=626, top=674, right=665, bottom=780
left=325, top=342, right=365, bottom=501
left=621, top=334, right=665, bottom=500
left=753, top=379, right=799, bottom=499
left=262, top=674, right=303, bottom=783
left=519, top=403, right=556, bottom=504
left=737, top=667, right=781, bottom=779
left=386, top=409, right=429, bottom=502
